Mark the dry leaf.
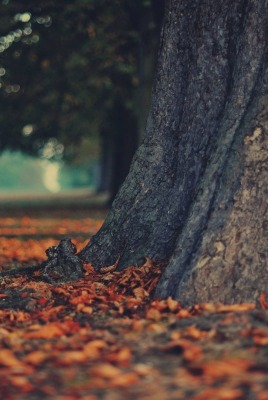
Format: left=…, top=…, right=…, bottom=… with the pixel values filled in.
left=133, top=287, right=149, bottom=300
left=26, top=323, right=64, bottom=339
left=25, top=350, right=48, bottom=365
left=146, top=308, right=162, bottom=321
left=106, top=347, right=132, bottom=366
left=57, top=351, right=92, bottom=365
left=99, top=256, right=120, bottom=274
left=191, top=387, right=243, bottom=400
left=111, top=372, right=139, bottom=387
left=142, top=257, right=153, bottom=268
left=259, top=293, right=268, bottom=309
left=167, top=296, right=180, bottom=312
left=202, top=359, right=252, bottom=378
left=0, top=349, right=25, bottom=368
left=91, top=363, right=121, bottom=378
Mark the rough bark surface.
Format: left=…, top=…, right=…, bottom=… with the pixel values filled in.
left=80, top=0, right=268, bottom=304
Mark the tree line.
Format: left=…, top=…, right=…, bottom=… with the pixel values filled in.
left=0, top=0, right=164, bottom=200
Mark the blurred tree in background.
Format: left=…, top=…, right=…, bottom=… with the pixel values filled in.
left=0, top=0, right=164, bottom=200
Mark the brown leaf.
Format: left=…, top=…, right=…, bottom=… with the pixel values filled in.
left=111, top=372, right=139, bottom=387
left=133, top=287, right=149, bottom=300
left=259, top=293, right=268, bottom=309
left=25, top=350, right=48, bottom=365
left=167, top=296, right=180, bottom=312
left=215, top=303, right=255, bottom=313
left=142, top=257, right=153, bottom=268
left=0, top=349, right=25, bottom=368
left=83, top=263, right=95, bottom=273
left=84, top=339, right=106, bottom=358
left=191, top=387, right=243, bottom=400
left=9, top=376, right=34, bottom=392
left=91, top=363, right=121, bottom=378
left=252, top=328, right=268, bottom=345
left=146, top=308, right=162, bottom=321
left=58, top=351, right=88, bottom=365
left=26, top=323, right=65, bottom=339
left=69, top=290, right=91, bottom=305
left=76, top=304, right=93, bottom=314
left=106, top=347, right=132, bottom=367
left=99, top=256, right=120, bottom=274
left=202, top=359, right=252, bottom=379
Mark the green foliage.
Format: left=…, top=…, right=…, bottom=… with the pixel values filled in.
left=0, top=0, right=163, bottom=162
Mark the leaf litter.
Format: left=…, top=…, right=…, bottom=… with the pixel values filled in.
left=0, top=209, right=268, bottom=400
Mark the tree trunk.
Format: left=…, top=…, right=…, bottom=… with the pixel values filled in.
left=108, top=100, right=139, bottom=203
left=97, top=97, right=139, bottom=203
left=80, top=0, right=268, bottom=305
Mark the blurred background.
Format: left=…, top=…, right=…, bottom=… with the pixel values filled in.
left=0, top=0, right=164, bottom=206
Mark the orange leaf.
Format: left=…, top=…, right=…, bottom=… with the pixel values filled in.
left=83, top=263, right=96, bottom=273
left=142, top=257, right=153, bottom=268
left=133, top=287, right=149, bottom=300
left=184, top=326, right=213, bottom=340
left=26, top=323, right=64, bottom=339
left=167, top=296, right=180, bottom=312
left=9, top=376, right=33, bottom=392
left=176, top=309, right=192, bottom=318
left=191, top=387, right=243, bottom=400
left=25, top=351, right=48, bottom=365
left=252, top=328, right=268, bottom=345
left=202, top=359, right=252, bottom=379
left=259, top=293, right=268, bottom=309
left=0, top=349, right=24, bottom=368
left=58, top=351, right=88, bottom=365
left=106, top=347, right=132, bottom=367
left=91, top=363, right=121, bottom=378
left=146, top=308, right=162, bottom=321
left=69, top=290, right=91, bottom=305
left=111, top=372, right=139, bottom=387
left=76, top=304, right=93, bottom=314
left=254, top=336, right=268, bottom=345
left=215, top=303, right=255, bottom=313
left=84, top=339, right=106, bottom=358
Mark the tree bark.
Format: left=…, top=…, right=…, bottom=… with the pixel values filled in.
left=96, top=97, right=139, bottom=203
left=80, top=0, right=268, bottom=305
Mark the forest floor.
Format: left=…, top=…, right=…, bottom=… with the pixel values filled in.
left=0, top=202, right=268, bottom=400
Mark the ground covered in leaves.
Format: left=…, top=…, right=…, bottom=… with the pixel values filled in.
left=0, top=206, right=268, bottom=400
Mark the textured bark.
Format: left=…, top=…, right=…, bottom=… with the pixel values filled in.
left=80, top=0, right=268, bottom=305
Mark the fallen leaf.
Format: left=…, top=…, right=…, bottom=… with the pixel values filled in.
left=90, top=363, right=122, bottom=378
left=191, top=387, right=243, bottom=400
left=9, top=376, right=34, bottom=392
left=111, top=371, right=139, bottom=387
left=25, top=350, right=48, bottom=365
left=99, top=256, right=120, bottom=274
left=0, top=349, right=25, bottom=368
left=133, top=287, right=149, bottom=300
left=167, top=296, right=180, bottom=312
left=26, top=323, right=65, bottom=339
left=259, top=293, right=268, bottom=309
left=202, top=359, right=252, bottom=379
left=106, top=347, right=132, bottom=366
left=146, top=308, right=162, bottom=321
left=58, top=351, right=88, bottom=365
